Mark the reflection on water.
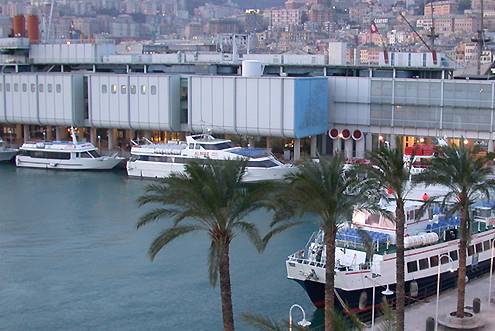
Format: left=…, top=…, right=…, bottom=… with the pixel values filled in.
left=0, top=165, right=316, bottom=330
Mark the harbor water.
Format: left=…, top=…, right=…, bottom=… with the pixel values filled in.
left=0, top=165, right=317, bottom=330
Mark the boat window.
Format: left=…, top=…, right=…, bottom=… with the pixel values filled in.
left=48, top=84, right=52, bottom=93
left=475, top=242, right=483, bottom=254
left=247, top=159, right=278, bottom=168
left=30, top=151, right=71, bottom=160
left=101, top=84, right=107, bottom=94
left=450, top=250, right=458, bottom=261
left=407, top=261, right=418, bottom=273
left=195, top=144, right=200, bottom=149
left=188, top=144, right=193, bottom=149
left=200, top=142, right=233, bottom=150
left=484, top=240, right=491, bottom=251
left=88, top=150, right=100, bottom=158
left=79, top=152, right=93, bottom=158
left=418, top=258, right=429, bottom=270
left=468, top=245, right=475, bottom=256
left=407, top=210, right=414, bottom=221
left=440, top=255, right=451, bottom=264
left=365, top=213, right=380, bottom=225
left=430, top=255, right=439, bottom=267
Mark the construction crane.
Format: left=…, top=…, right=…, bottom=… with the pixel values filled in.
left=471, top=0, right=491, bottom=75
left=426, top=1, right=439, bottom=51
left=46, top=0, right=54, bottom=42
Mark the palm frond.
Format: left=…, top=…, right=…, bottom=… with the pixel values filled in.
left=148, top=225, right=203, bottom=260
left=261, top=221, right=304, bottom=251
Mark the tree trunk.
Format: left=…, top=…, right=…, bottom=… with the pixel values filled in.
left=456, top=203, right=469, bottom=318
left=324, top=225, right=337, bottom=331
left=395, top=199, right=406, bottom=331
left=219, top=241, right=235, bottom=331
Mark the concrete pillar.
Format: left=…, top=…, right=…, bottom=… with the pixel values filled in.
left=107, top=129, right=113, bottom=150
left=46, top=126, right=53, bottom=141
left=294, top=138, right=301, bottom=161
left=389, top=134, right=397, bottom=149
left=125, top=129, right=134, bottom=142
left=248, top=137, right=255, bottom=148
left=344, top=139, right=353, bottom=159
left=55, top=127, right=63, bottom=141
left=310, top=136, right=317, bottom=158
left=356, top=138, right=365, bottom=158
left=15, top=124, right=22, bottom=144
left=266, top=136, right=272, bottom=150
left=489, top=139, right=494, bottom=153
left=90, top=128, right=97, bottom=145
left=333, top=138, right=341, bottom=155
left=163, top=131, right=169, bottom=143
left=365, top=133, right=373, bottom=152
left=321, top=134, right=327, bottom=155
left=23, top=125, right=30, bottom=142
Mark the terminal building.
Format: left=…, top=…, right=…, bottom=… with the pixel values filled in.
left=0, top=38, right=493, bottom=160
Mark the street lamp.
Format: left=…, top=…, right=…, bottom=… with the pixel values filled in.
left=97, top=135, right=101, bottom=150
left=435, top=253, right=455, bottom=331
left=365, top=273, right=394, bottom=331
left=289, top=304, right=311, bottom=331
left=488, top=239, right=495, bottom=305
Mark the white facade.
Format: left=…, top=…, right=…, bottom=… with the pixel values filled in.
left=328, top=42, right=347, bottom=66
left=30, top=43, right=116, bottom=64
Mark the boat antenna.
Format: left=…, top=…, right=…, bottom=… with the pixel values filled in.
left=70, top=127, right=78, bottom=144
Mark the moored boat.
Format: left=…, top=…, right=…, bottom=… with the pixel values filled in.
left=0, top=139, right=17, bottom=162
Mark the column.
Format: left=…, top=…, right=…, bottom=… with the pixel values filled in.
left=344, top=139, right=353, bottom=159
left=310, top=136, right=317, bottom=158
left=107, top=129, right=113, bottom=150
left=55, top=127, right=63, bottom=141
left=389, top=134, right=397, bottom=149
left=333, top=138, right=341, bottom=155
left=294, top=138, right=301, bottom=161
left=321, top=134, right=327, bottom=155
left=23, top=125, right=30, bottom=142
left=356, top=138, right=365, bottom=158
left=248, top=137, right=255, bottom=148
left=365, top=133, right=373, bottom=152
left=266, top=136, right=272, bottom=150
left=15, top=124, right=22, bottom=144
left=489, top=139, right=494, bottom=153
left=162, top=131, right=169, bottom=143
left=46, top=126, right=53, bottom=141
left=90, top=128, right=97, bottom=145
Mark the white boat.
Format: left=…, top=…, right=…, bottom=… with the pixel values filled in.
left=126, top=134, right=295, bottom=182
left=0, top=139, right=17, bottom=162
left=16, top=129, right=122, bottom=170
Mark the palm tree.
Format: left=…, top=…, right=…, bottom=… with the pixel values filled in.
left=136, top=159, right=286, bottom=331
left=414, top=143, right=495, bottom=318
left=357, top=142, right=411, bottom=331
left=269, top=156, right=373, bottom=331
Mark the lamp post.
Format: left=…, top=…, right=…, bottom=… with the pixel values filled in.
left=97, top=135, right=101, bottom=150
left=489, top=239, right=495, bottom=305
left=365, top=273, right=394, bottom=331
left=289, top=304, right=311, bottom=331
left=435, top=254, right=455, bottom=331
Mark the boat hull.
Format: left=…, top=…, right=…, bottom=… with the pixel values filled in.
left=0, top=150, right=17, bottom=162
left=294, top=258, right=492, bottom=318
left=126, top=160, right=295, bottom=182
left=15, top=156, right=122, bottom=170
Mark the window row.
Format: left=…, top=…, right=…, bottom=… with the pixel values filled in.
left=101, top=84, right=157, bottom=95
left=407, top=240, right=492, bottom=273
left=0, top=83, right=62, bottom=93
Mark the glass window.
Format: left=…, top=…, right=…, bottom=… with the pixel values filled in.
left=101, top=84, right=107, bottom=94
left=475, top=242, right=483, bottom=253
left=151, top=85, right=157, bottom=95
left=247, top=160, right=278, bottom=168
left=407, top=261, right=418, bottom=273
left=200, top=142, right=233, bottom=150
left=194, top=144, right=200, bottom=149
left=141, top=84, right=146, bottom=94
left=441, top=254, right=451, bottom=264
left=30, top=83, right=35, bottom=92
left=5, top=83, right=10, bottom=92
left=111, top=84, right=117, bottom=94
left=130, top=85, right=136, bottom=94
left=484, top=240, right=491, bottom=251
left=56, top=84, right=61, bottom=93
left=39, top=84, right=44, bottom=93
left=450, top=250, right=458, bottom=261
left=22, top=83, right=26, bottom=92
left=419, top=258, right=429, bottom=270
left=121, top=85, right=127, bottom=94
left=47, top=84, right=53, bottom=93
left=468, top=245, right=475, bottom=256
left=430, top=255, right=439, bottom=267
left=88, top=150, right=100, bottom=158
left=14, top=83, right=18, bottom=92
left=79, top=152, right=93, bottom=158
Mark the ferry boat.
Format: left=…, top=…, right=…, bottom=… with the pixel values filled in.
left=0, top=139, right=17, bottom=161
left=126, top=134, right=295, bottom=182
left=16, top=129, right=122, bottom=170
left=404, top=144, right=436, bottom=176
left=286, top=199, right=495, bottom=318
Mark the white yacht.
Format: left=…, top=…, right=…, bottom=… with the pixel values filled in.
left=127, top=134, right=295, bottom=182
left=0, top=139, right=17, bottom=162
left=16, top=129, right=122, bottom=170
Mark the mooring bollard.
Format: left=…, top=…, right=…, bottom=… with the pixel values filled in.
left=426, top=316, right=435, bottom=331
left=473, top=297, right=481, bottom=313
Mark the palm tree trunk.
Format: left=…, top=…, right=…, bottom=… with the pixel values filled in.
left=456, top=204, right=469, bottom=318
left=395, top=199, right=406, bottom=331
left=324, top=225, right=336, bottom=331
left=219, top=241, right=235, bottom=331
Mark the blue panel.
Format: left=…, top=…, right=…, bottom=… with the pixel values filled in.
left=229, top=147, right=271, bottom=158
left=293, top=78, right=329, bottom=138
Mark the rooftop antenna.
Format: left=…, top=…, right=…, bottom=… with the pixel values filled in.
left=46, top=0, right=55, bottom=41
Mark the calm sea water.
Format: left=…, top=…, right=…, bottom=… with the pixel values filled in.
left=0, top=165, right=319, bottom=331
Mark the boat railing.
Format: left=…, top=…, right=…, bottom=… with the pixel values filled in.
left=288, top=252, right=326, bottom=269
